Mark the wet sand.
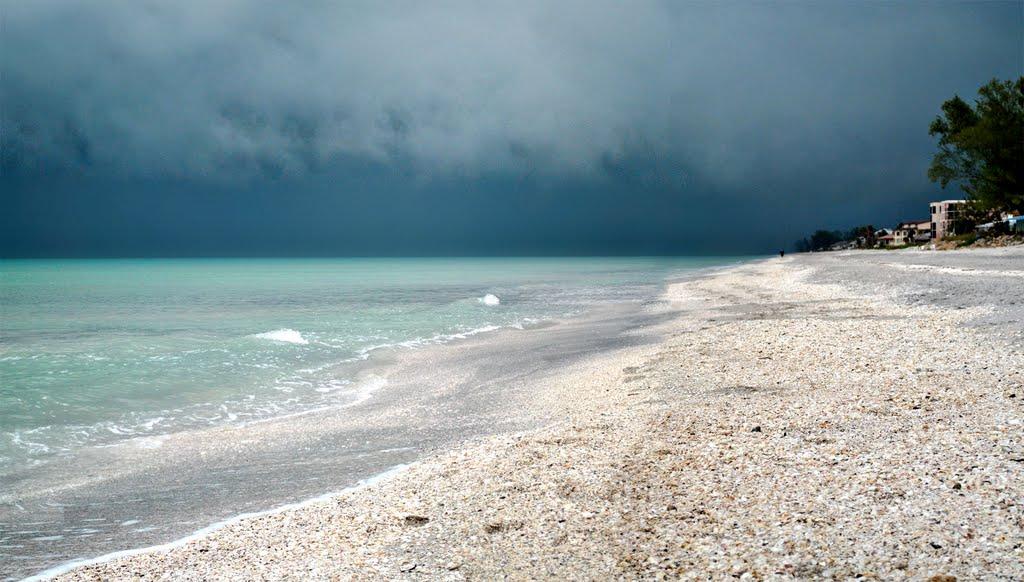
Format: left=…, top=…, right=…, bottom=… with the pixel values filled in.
left=31, top=249, right=1024, bottom=579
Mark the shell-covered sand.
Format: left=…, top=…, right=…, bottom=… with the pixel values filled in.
left=57, top=253, right=1023, bottom=580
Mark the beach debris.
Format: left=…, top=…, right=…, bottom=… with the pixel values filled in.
left=402, top=514, right=429, bottom=526
left=483, top=520, right=523, bottom=534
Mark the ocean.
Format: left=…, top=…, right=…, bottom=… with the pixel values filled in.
left=0, top=257, right=745, bottom=578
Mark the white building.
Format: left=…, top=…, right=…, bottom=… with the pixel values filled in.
left=929, top=199, right=966, bottom=240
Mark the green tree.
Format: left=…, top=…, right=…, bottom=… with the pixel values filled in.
left=928, top=77, right=1024, bottom=215
left=805, top=230, right=843, bottom=251
left=846, top=225, right=875, bottom=248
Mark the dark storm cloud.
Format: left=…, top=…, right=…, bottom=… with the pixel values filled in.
left=1, top=1, right=1021, bottom=255
left=4, top=1, right=674, bottom=176
left=4, top=2, right=1016, bottom=180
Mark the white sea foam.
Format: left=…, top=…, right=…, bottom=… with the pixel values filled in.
left=354, top=323, right=506, bottom=360
left=478, top=293, right=501, bottom=306
left=345, top=376, right=387, bottom=407
left=250, top=329, right=309, bottom=345
left=314, top=379, right=351, bottom=394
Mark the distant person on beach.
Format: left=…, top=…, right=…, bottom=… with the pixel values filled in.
left=779, top=250, right=785, bottom=258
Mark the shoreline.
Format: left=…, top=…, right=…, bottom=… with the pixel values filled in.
left=31, top=250, right=1024, bottom=579
left=3, top=257, right=745, bottom=487
left=8, top=261, right=739, bottom=580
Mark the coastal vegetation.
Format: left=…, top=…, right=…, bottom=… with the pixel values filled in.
left=928, top=77, right=1024, bottom=216
left=794, top=225, right=876, bottom=253
left=795, top=77, right=1024, bottom=251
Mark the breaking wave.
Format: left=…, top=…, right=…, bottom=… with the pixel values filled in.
left=478, top=293, right=500, bottom=306
left=250, top=329, right=309, bottom=345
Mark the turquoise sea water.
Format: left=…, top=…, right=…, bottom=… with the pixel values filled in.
left=0, top=257, right=740, bottom=476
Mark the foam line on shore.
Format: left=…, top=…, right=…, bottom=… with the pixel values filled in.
left=22, top=463, right=412, bottom=582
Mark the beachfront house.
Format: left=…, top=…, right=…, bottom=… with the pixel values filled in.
left=893, top=220, right=931, bottom=246
left=978, top=213, right=1024, bottom=235
left=873, top=228, right=893, bottom=247
left=891, top=227, right=911, bottom=246
left=828, top=240, right=857, bottom=251
left=929, top=199, right=966, bottom=240
left=912, top=220, right=932, bottom=243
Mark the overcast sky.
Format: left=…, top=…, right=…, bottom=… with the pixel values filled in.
left=2, top=1, right=1021, bottom=256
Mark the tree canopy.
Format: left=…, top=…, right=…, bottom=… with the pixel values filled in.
left=928, top=77, right=1024, bottom=215
left=794, top=225, right=876, bottom=252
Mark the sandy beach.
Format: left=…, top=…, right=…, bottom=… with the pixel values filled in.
left=52, top=248, right=1023, bottom=580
